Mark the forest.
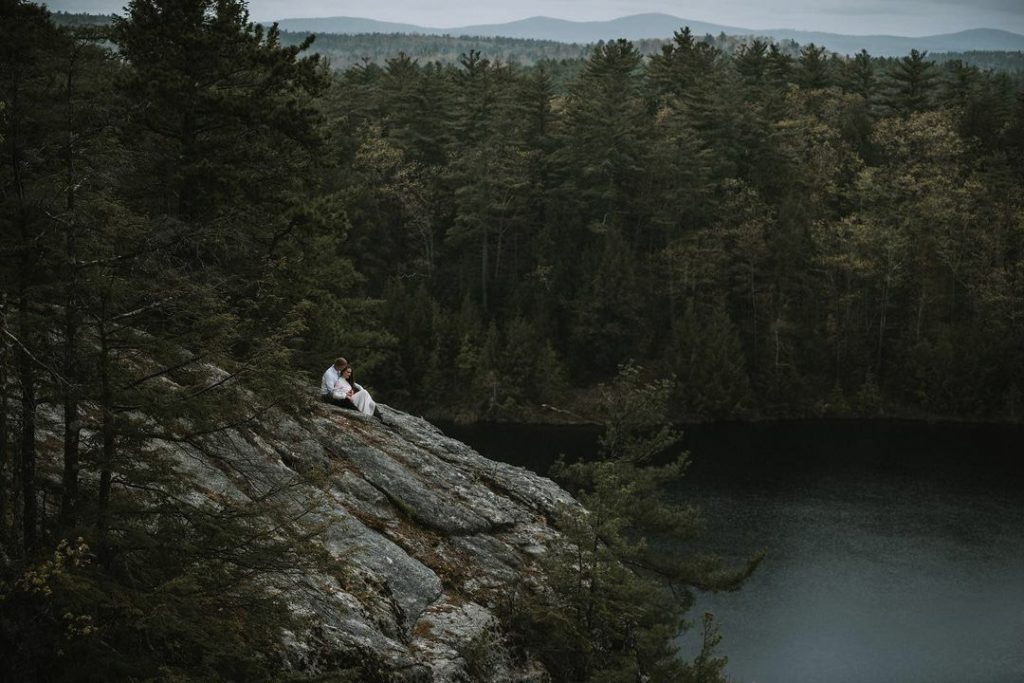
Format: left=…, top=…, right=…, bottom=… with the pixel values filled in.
left=318, top=37, right=1024, bottom=423
left=1, top=0, right=1023, bottom=679
left=15, top=9, right=1024, bottom=425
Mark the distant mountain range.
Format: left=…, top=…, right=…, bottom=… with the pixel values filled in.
left=274, top=12, right=1024, bottom=57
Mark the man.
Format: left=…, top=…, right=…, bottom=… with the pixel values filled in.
left=321, top=357, right=348, bottom=406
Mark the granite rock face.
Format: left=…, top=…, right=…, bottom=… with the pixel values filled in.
left=149, top=401, right=577, bottom=681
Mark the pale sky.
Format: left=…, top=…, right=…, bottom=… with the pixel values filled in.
left=45, top=0, right=1024, bottom=36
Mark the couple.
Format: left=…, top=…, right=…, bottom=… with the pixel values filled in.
left=321, top=357, right=385, bottom=423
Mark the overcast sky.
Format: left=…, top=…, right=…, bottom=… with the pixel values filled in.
left=45, top=0, right=1024, bottom=36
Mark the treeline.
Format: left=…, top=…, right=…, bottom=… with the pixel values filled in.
left=48, top=10, right=116, bottom=27
left=52, top=12, right=1024, bottom=86
left=249, top=31, right=1024, bottom=90
left=268, top=30, right=1024, bottom=87
left=278, top=30, right=594, bottom=69
left=322, top=32, right=1024, bottom=422
left=931, top=50, right=1024, bottom=82
left=272, top=30, right=803, bottom=73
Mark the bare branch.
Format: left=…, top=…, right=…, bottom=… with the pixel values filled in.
left=120, top=353, right=204, bottom=391
left=1, top=328, right=69, bottom=386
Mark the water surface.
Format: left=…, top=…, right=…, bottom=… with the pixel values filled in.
left=437, top=420, right=1024, bottom=683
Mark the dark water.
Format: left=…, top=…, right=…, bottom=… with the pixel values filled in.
left=435, top=420, right=1024, bottom=683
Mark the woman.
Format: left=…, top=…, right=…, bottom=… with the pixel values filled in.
left=332, top=361, right=385, bottom=422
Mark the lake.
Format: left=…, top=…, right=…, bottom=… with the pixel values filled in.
left=435, top=419, right=1024, bottom=683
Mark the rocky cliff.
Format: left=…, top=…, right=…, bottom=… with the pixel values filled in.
left=130, top=398, right=577, bottom=681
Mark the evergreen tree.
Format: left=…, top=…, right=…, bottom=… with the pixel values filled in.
left=797, top=43, right=833, bottom=90
left=559, top=38, right=650, bottom=236
left=569, top=228, right=647, bottom=377
left=735, top=39, right=769, bottom=88
left=1, top=4, right=354, bottom=680
left=0, top=0, right=77, bottom=552
left=647, top=28, right=718, bottom=106
left=842, top=50, right=876, bottom=99
left=445, top=54, right=534, bottom=313
left=670, top=301, right=755, bottom=418
left=765, top=42, right=794, bottom=90
left=509, top=365, right=760, bottom=682
left=883, top=49, right=939, bottom=115
left=377, top=53, right=450, bottom=165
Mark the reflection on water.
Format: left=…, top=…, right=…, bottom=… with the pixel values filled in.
left=436, top=420, right=1024, bottom=683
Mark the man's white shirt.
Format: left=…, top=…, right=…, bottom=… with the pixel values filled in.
left=321, top=365, right=340, bottom=396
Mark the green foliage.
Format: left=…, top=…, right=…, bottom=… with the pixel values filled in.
left=798, top=43, right=834, bottom=89
left=307, top=30, right=1024, bottom=423
left=647, top=28, right=721, bottom=105
left=276, top=30, right=594, bottom=71
left=0, top=493, right=320, bottom=681
left=496, top=316, right=567, bottom=405
left=504, top=365, right=760, bottom=682
left=670, top=302, right=754, bottom=419
left=883, top=49, right=940, bottom=114
left=1, top=2, right=366, bottom=680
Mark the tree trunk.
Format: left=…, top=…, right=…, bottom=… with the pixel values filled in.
left=877, top=273, right=890, bottom=375
left=749, top=263, right=759, bottom=368
left=18, top=297, right=37, bottom=551
left=97, top=299, right=114, bottom=558
left=8, top=34, right=33, bottom=552
left=60, top=54, right=81, bottom=529
left=59, top=274, right=81, bottom=529
left=915, top=282, right=926, bottom=342
left=667, top=254, right=677, bottom=329
left=177, top=108, right=197, bottom=221
left=480, top=230, right=489, bottom=312
left=0, top=299, right=9, bottom=543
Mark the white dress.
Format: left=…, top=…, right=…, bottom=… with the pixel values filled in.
left=333, top=377, right=377, bottom=417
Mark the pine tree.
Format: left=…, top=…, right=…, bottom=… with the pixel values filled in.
left=2, top=4, right=353, bottom=679
left=670, top=301, right=755, bottom=418
left=445, top=54, right=534, bottom=313
left=377, top=52, right=450, bottom=165
left=646, top=27, right=719, bottom=106
left=766, top=42, right=794, bottom=90
left=797, top=43, right=833, bottom=90
left=883, top=49, right=939, bottom=115
left=842, top=50, right=876, bottom=99
left=559, top=39, right=650, bottom=237
left=0, top=0, right=71, bottom=552
left=735, top=39, right=769, bottom=87
left=510, top=365, right=760, bottom=682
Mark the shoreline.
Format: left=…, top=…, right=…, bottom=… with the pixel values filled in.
left=416, top=405, right=1024, bottom=429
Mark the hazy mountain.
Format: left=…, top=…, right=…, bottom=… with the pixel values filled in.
left=276, top=15, right=432, bottom=35
left=763, top=27, right=1024, bottom=56
left=274, top=12, right=1024, bottom=57
left=445, top=13, right=748, bottom=43
left=274, top=12, right=744, bottom=42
